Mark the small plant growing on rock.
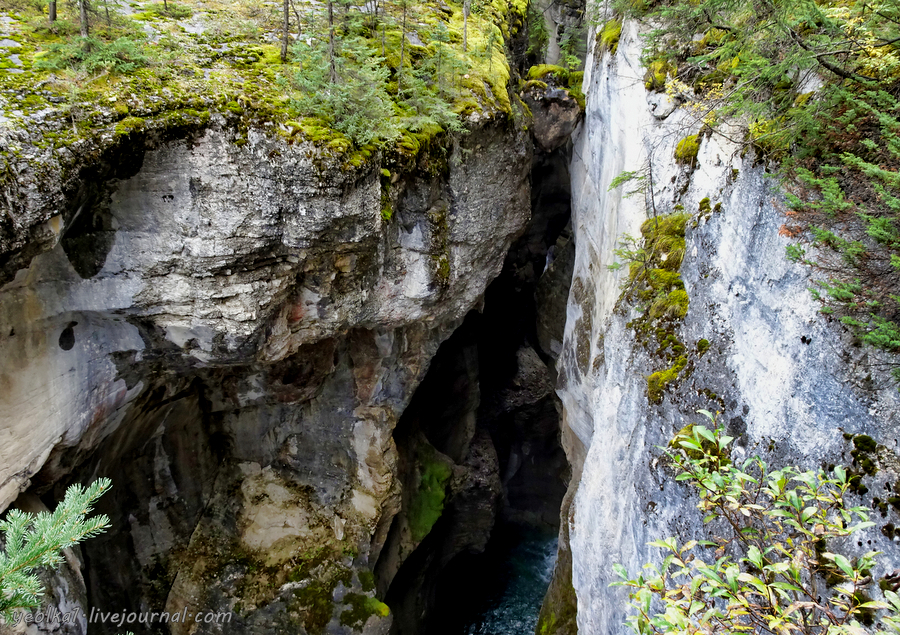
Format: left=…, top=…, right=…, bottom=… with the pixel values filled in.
left=614, top=412, right=900, bottom=635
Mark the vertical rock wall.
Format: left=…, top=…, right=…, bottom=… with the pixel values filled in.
left=557, top=22, right=900, bottom=635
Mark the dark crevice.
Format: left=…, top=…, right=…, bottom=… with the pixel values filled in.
left=379, top=144, right=575, bottom=634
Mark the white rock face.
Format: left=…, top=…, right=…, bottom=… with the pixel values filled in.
left=561, top=22, right=900, bottom=635
left=0, top=121, right=530, bottom=514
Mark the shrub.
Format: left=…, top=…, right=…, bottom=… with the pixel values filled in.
left=34, top=37, right=149, bottom=74
left=613, top=413, right=900, bottom=635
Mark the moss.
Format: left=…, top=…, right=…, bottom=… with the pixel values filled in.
left=697, top=339, right=710, bottom=355
left=853, top=434, right=878, bottom=453
left=526, top=64, right=568, bottom=83
left=408, top=445, right=453, bottom=542
left=114, top=116, right=146, bottom=137
left=358, top=570, right=376, bottom=593
left=675, top=134, right=701, bottom=166
left=293, top=581, right=336, bottom=635
left=567, top=71, right=586, bottom=110
left=698, top=197, right=712, bottom=214
left=538, top=611, right=557, bottom=634
left=617, top=212, right=700, bottom=404
left=598, top=19, right=622, bottom=54
left=522, top=79, right=549, bottom=91
left=647, top=355, right=687, bottom=403
left=649, top=288, right=689, bottom=319
left=644, top=57, right=673, bottom=91
left=340, top=593, right=390, bottom=630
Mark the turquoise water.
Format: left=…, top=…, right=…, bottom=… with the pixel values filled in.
left=429, top=523, right=559, bottom=635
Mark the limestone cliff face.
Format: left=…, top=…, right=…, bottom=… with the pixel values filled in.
left=0, top=113, right=531, bottom=633
left=554, top=22, right=900, bottom=635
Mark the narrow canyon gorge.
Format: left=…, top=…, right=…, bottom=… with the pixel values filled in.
left=1, top=6, right=900, bottom=635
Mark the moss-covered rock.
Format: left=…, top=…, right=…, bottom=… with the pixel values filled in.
left=675, top=134, right=701, bottom=166
left=598, top=19, right=622, bottom=55
left=339, top=593, right=390, bottom=630
left=527, top=64, right=569, bottom=83
left=408, top=445, right=453, bottom=542
left=644, top=57, right=673, bottom=91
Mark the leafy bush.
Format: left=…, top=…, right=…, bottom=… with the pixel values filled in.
left=614, top=413, right=900, bottom=635
left=0, top=479, right=111, bottom=622
left=35, top=36, right=149, bottom=74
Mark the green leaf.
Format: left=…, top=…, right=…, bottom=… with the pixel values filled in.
left=858, top=601, right=890, bottom=609
left=829, top=553, right=854, bottom=577
left=747, top=545, right=763, bottom=568
left=694, top=426, right=716, bottom=444
left=834, top=465, right=847, bottom=483
left=613, top=563, right=629, bottom=579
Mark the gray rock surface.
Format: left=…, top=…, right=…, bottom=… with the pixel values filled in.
left=557, top=21, right=900, bottom=635
left=523, top=84, right=583, bottom=154
left=0, top=114, right=531, bottom=633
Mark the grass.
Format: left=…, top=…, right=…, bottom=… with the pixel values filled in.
left=0, top=0, right=526, bottom=174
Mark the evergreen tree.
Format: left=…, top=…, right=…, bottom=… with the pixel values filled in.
left=0, top=479, right=111, bottom=622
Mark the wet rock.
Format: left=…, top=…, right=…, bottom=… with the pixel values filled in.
left=523, top=84, right=583, bottom=153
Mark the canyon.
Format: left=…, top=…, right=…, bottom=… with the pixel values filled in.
left=1, top=10, right=899, bottom=635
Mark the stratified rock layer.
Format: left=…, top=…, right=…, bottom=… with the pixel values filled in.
left=0, top=114, right=531, bottom=634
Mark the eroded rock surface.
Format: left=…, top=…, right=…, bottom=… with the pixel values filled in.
left=551, top=21, right=900, bottom=635
left=0, top=115, right=531, bottom=633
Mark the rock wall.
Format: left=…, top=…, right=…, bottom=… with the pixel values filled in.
left=0, top=114, right=531, bottom=634
left=556, top=21, right=900, bottom=635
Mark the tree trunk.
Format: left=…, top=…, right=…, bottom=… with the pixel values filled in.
left=463, top=0, right=470, bottom=52
left=79, top=0, right=89, bottom=41
left=281, top=0, right=289, bottom=62
left=328, top=0, right=336, bottom=83
left=398, top=0, right=406, bottom=93
left=49, top=0, right=56, bottom=23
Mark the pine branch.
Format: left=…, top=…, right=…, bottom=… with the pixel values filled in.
left=0, top=479, right=111, bottom=622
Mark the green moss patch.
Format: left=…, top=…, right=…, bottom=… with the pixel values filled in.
left=614, top=212, right=713, bottom=404
left=526, top=63, right=568, bottom=83
left=647, top=356, right=687, bottom=404
left=644, top=57, right=673, bottom=91
left=340, top=593, right=390, bottom=630
left=598, top=19, right=622, bottom=55
left=675, top=134, right=701, bottom=166
left=408, top=445, right=453, bottom=542
left=293, top=581, right=336, bottom=635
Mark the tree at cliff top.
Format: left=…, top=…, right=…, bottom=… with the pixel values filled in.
left=614, top=413, right=900, bottom=635
left=281, top=0, right=468, bottom=146
left=614, top=0, right=900, bottom=386
left=5, top=0, right=522, bottom=159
